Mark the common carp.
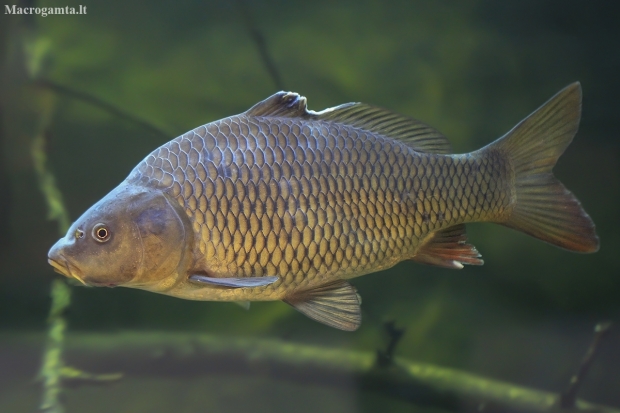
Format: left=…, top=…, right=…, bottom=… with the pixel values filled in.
left=48, top=83, right=598, bottom=330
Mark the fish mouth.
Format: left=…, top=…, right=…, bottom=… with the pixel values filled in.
left=47, top=257, right=87, bottom=286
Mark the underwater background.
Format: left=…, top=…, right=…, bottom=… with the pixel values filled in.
left=0, top=0, right=619, bottom=412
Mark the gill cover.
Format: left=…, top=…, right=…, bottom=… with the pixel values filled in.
left=131, top=188, right=192, bottom=291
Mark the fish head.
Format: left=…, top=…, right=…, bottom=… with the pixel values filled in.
left=48, top=182, right=192, bottom=291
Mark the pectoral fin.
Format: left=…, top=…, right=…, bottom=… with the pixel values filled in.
left=189, top=275, right=279, bottom=288
left=283, top=280, right=361, bottom=331
left=411, top=224, right=483, bottom=269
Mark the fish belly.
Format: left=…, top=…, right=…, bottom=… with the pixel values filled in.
left=130, top=115, right=512, bottom=299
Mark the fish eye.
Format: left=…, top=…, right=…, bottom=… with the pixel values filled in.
left=75, top=229, right=84, bottom=239
left=92, top=224, right=111, bottom=242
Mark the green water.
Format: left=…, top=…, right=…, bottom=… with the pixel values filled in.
left=0, top=0, right=618, bottom=412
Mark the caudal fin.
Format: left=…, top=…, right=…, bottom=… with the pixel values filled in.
left=489, top=82, right=599, bottom=252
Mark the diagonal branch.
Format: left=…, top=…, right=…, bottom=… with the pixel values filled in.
left=33, top=79, right=171, bottom=139
left=560, top=322, right=613, bottom=409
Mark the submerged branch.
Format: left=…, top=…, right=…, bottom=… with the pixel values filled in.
left=4, top=331, right=617, bottom=413
left=560, top=322, right=613, bottom=409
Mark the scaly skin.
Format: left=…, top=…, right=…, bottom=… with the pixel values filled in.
left=128, top=115, right=513, bottom=301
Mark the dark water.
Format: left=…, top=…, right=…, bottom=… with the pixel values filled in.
left=0, top=0, right=619, bottom=412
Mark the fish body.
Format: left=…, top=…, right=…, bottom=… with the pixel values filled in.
left=48, top=84, right=598, bottom=330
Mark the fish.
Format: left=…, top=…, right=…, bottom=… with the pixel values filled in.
left=48, top=82, right=599, bottom=331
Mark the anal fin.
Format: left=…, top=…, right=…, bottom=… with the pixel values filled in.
left=283, top=280, right=361, bottom=331
left=411, top=224, right=483, bottom=269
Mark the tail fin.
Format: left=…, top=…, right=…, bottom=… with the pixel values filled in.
left=489, top=82, right=599, bottom=252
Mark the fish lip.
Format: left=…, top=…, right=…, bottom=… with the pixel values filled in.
left=48, top=257, right=70, bottom=277
left=47, top=256, right=87, bottom=285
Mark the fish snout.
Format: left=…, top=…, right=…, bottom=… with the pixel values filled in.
left=48, top=238, right=63, bottom=259
left=48, top=239, right=70, bottom=277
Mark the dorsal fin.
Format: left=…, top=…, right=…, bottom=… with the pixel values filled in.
left=245, top=91, right=309, bottom=118
left=245, top=91, right=452, bottom=154
left=311, top=102, right=452, bottom=154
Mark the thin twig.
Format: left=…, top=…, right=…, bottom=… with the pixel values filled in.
left=560, top=322, right=613, bottom=409
left=235, top=0, right=285, bottom=90
left=376, top=321, right=405, bottom=367
left=34, top=79, right=171, bottom=139
left=60, top=366, right=123, bottom=388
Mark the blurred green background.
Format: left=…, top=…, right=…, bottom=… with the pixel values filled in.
left=0, top=0, right=618, bottom=412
